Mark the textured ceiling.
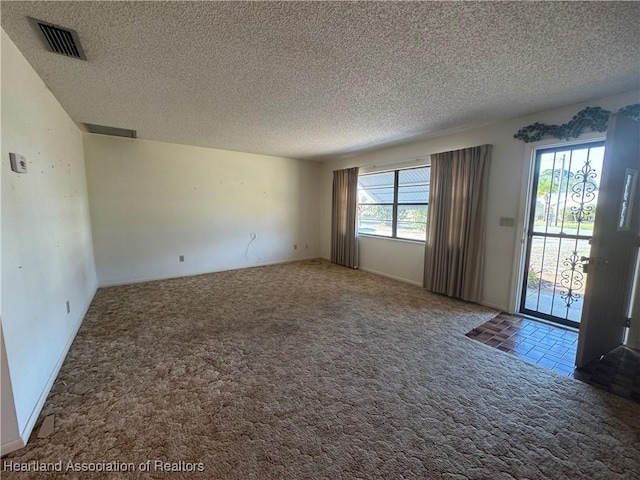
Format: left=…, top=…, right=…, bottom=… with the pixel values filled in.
left=2, top=1, right=639, bottom=161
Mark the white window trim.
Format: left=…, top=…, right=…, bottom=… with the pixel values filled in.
left=357, top=165, right=430, bottom=243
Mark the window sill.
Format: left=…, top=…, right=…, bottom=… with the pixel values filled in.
left=357, top=234, right=425, bottom=245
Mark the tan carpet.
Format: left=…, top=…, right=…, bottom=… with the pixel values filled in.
left=3, top=260, right=639, bottom=479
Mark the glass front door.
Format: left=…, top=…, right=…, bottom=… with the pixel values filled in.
left=520, top=141, right=605, bottom=328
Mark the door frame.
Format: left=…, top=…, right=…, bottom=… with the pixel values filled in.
left=520, top=141, right=606, bottom=328
left=509, top=133, right=606, bottom=320
left=628, top=257, right=640, bottom=350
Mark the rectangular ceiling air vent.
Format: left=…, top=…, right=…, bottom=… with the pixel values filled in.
left=28, top=17, right=86, bottom=60
left=84, top=124, right=137, bottom=138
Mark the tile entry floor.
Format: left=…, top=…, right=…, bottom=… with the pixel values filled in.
left=466, top=313, right=640, bottom=403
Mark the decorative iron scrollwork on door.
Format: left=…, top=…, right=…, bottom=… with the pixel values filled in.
left=570, top=157, right=598, bottom=225
left=559, top=250, right=584, bottom=308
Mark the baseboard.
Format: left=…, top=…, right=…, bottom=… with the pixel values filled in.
left=98, top=257, right=322, bottom=288
left=478, top=300, right=507, bottom=312
left=358, top=267, right=423, bottom=287
left=1, top=436, right=24, bottom=456
left=16, top=285, right=97, bottom=451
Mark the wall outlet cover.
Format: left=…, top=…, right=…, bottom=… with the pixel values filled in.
left=499, top=217, right=516, bottom=227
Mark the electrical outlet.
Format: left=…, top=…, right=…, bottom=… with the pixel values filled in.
left=305, top=244, right=308, bottom=249
left=294, top=244, right=298, bottom=250
left=66, top=300, right=70, bottom=314
left=179, top=255, right=185, bottom=262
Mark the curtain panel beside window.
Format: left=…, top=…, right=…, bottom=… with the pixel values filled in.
left=331, top=167, right=359, bottom=268
left=423, top=145, right=492, bottom=302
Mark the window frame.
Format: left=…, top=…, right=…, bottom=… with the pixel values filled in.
left=357, top=165, right=430, bottom=242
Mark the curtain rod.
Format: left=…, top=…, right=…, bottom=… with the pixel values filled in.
left=359, top=155, right=430, bottom=172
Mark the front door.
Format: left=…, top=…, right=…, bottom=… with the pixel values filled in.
left=520, top=141, right=605, bottom=328
left=576, top=114, right=640, bottom=368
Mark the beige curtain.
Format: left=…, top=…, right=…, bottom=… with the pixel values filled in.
left=331, top=167, right=359, bottom=268
left=423, top=145, right=492, bottom=302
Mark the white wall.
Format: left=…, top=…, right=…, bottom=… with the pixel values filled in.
left=1, top=29, right=98, bottom=453
left=358, top=237, right=424, bottom=286
left=84, top=135, right=321, bottom=286
left=320, top=90, right=640, bottom=311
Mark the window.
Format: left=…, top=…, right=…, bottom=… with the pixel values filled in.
left=357, top=166, right=430, bottom=241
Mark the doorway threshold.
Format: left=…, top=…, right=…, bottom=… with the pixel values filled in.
left=518, top=312, right=579, bottom=333
left=466, top=313, right=578, bottom=375
left=466, top=313, right=639, bottom=404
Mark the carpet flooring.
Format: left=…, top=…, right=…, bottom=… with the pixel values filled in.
left=466, top=313, right=640, bottom=403
left=3, top=260, right=639, bottom=479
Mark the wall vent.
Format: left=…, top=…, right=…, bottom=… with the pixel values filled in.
left=28, top=17, right=86, bottom=60
left=84, top=124, right=137, bottom=138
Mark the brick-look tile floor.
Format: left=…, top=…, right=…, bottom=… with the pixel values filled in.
left=466, top=313, right=640, bottom=404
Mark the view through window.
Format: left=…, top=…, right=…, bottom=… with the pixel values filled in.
left=357, top=166, right=430, bottom=241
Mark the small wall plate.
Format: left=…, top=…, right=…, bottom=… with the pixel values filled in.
left=9, top=153, right=27, bottom=174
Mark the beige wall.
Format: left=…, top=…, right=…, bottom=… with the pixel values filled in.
left=84, top=134, right=321, bottom=286
left=1, top=29, right=98, bottom=452
left=320, top=90, right=639, bottom=311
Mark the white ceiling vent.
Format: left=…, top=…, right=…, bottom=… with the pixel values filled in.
left=84, top=124, right=137, bottom=138
left=28, top=17, right=86, bottom=60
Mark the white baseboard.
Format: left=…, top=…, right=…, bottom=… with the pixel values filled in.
left=98, top=257, right=321, bottom=288
left=358, top=266, right=423, bottom=287
left=15, top=286, right=97, bottom=453
left=478, top=300, right=507, bottom=312
left=1, top=436, right=24, bottom=456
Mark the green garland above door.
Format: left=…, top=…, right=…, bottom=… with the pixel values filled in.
left=514, top=103, right=640, bottom=143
